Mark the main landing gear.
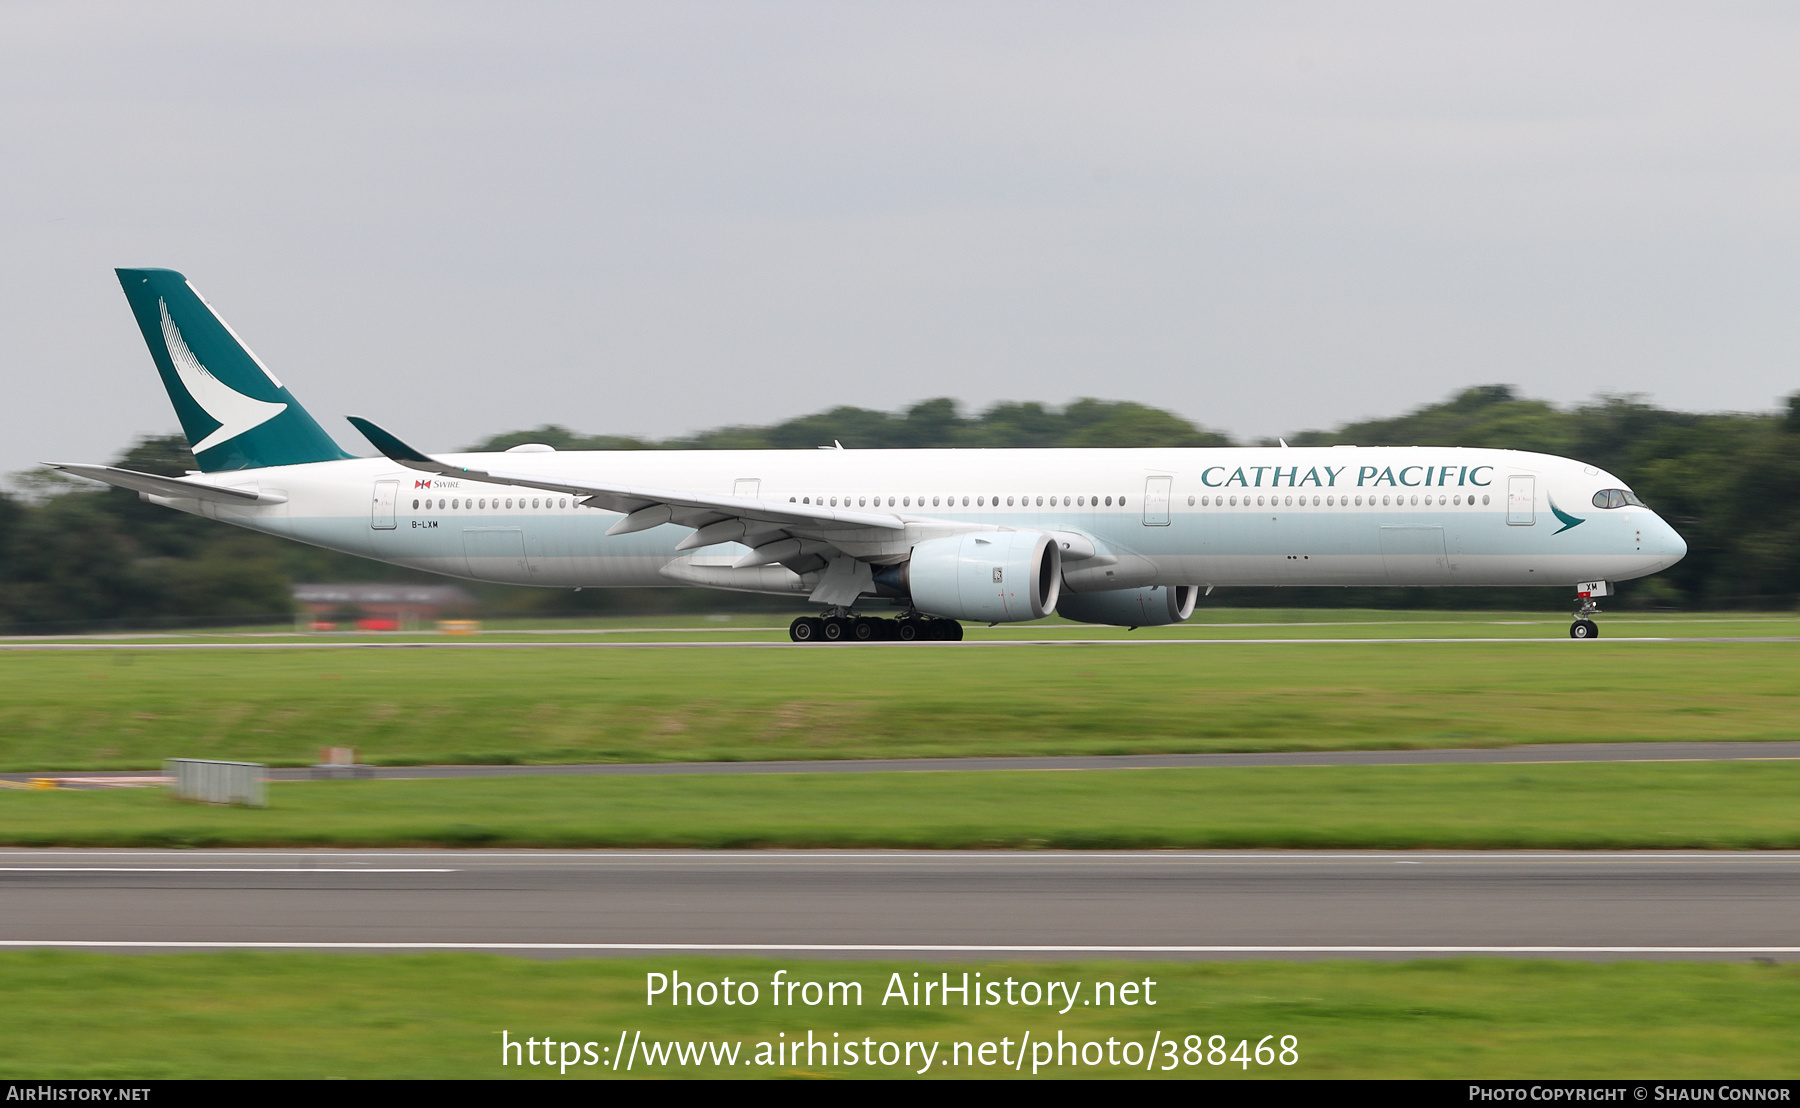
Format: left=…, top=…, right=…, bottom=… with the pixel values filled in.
left=788, top=610, right=964, bottom=643
left=1569, top=596, right=1602, bottom=639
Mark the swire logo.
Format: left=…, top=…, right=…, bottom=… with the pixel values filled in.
left=415, top=480, right=433, bottom=489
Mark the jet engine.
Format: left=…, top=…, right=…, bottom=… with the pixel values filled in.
left=876, top=531, right=1061, bottom=623
left=1057, top=584, right=1198, bottom=628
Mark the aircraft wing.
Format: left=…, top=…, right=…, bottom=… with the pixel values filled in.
left=44, top=463, right=288, bottom=504
left=346, top=417, right=908, bottom=571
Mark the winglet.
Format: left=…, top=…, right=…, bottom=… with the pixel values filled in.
left=346, top=416, right=443, bottom=469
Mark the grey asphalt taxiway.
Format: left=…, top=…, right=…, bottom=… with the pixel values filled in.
left=3, top=850, right=1796, bottom=959
left=9, top=740, right=1800, bottom=786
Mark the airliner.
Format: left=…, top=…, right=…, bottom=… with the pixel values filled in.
left=51, top=269, right=1687, bottom=641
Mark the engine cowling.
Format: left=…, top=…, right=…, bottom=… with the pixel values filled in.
left=1057, top=584, right=1198, bottom=628
left=893, top=531, right=1062, bottom=623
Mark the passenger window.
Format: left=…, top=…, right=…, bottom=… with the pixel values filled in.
left=962, top=496, right=969, bottom=506
left=532, top=498, right=540, bottom=508
left=903, top=497, right=910, bottom=506
left=1483, top=495, right=1490, bottom=505
left=1104, top=496, right=1112, bottom=506
left=560, top=499, right=568, bottom=508
left=452, top=498, right=459, bottom=509
left=412, top=499, right=420, bottom=509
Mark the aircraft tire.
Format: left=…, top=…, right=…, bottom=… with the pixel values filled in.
left=852, top=619, right=877, bottom=642
left=896, top=621, right=919, bottom=642
left=822, top=618, right=847, bottom=642
left=1570, top=619, right=1599, bottom=639
left=790, top=617, right=823, bottom=643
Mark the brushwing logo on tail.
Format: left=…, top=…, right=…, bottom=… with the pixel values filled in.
left=158, top=299, right=287, bottom=453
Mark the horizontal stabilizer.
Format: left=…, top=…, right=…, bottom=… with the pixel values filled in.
left=45, top=463, right=287, bottom=504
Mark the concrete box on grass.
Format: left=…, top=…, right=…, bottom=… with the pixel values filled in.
left=165, top=758, right=266, bottom=807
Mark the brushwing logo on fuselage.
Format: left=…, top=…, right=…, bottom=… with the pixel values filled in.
left=1549, top=497, right=1586, bottom=534
left=158, top=299, right=287, bottom=454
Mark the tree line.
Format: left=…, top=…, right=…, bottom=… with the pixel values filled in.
left=3, top=388, right=1795, bottom=629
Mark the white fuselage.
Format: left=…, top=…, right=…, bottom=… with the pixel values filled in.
left=156, top=445, right=1687, bottom=599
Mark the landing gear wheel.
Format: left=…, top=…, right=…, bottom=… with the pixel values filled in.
left=790, top=617, right=823, bottom=643
left=941, top=620, right=964, bottom=641
left=852, top=619, right=876, bottom=642
left=1570, top=619, right=1599, bottom=639
left=896, top=621, right=919, bottom=642
left=822, top=618, right=847, bottom=642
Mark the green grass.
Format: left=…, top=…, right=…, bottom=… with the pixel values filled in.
left=3, top=630, right=1798, bottom=770
left=1, top=952, right=1795, bottom=1078
left=5, top=762, right=1798, bottom=848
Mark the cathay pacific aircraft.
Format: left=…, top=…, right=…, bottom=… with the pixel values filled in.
left=52, top=269, right=1687, bottom=641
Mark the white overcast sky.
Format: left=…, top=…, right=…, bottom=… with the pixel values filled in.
left=4, top=2, right=1798, bottom=475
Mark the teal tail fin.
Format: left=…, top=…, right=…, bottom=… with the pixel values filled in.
left=115, top=268, right=354, bottom=472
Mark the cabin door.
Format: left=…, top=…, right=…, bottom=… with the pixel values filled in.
left=1506, top=475, right=1536, bottom=526
left=370, top=480, right=398, bottom=530
left=1141, top=476, right=1172, bottom=526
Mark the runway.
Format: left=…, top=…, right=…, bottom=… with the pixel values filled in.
left=3, top=636, right=1800, bottom=650
left=8, top=740, right=1798, bottom=786
left=3, top=850, right=1796, bottom=959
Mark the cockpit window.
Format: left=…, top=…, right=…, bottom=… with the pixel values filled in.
left=1591, top=488, right=1646, bottom=509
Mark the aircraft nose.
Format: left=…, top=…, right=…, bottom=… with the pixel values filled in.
left=1652, top=514, right=1687, bottom=566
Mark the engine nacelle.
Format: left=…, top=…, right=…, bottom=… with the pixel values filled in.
left=896, top=531, right=1062, bottom=623
left=1057, top=584, right=1198, bottom=628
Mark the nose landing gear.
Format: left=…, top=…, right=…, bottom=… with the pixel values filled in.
left=1569, top=585, right=1605, bottom=639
